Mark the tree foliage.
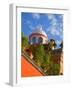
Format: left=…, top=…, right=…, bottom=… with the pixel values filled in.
left=32, top=45, right=45, bottom=67
left=31, top=43, right=61, bottom=75
left=21, top=32, right=29, bottom=51
left=21, top=34, right=61, bottom=75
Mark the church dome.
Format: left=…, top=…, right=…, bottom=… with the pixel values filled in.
left=32, top=26, right=47, bottom=38
left=29, top=26, right=48, bottom=44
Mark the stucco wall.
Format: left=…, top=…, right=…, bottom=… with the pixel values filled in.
left=21, top=56, right=43, bottom=77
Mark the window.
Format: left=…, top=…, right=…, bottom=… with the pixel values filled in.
left=38, top=37, right=43, bottom=44
left=32, top=37, right=36, bottom=44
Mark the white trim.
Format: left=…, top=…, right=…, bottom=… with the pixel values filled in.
left=9, top=4, right=17, bottom=86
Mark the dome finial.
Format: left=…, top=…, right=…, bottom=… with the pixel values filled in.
left=37, top=25, right=43, bottom=31
left=32, top=24, right=48, bottom=38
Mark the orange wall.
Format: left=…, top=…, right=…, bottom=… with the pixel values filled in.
left=21, top=56, right=43, bottom=77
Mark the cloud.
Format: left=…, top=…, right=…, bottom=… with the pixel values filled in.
left=47, top=14, right=55, bottom=20
left=50, top=28, right=60, bottom=36
left=32, top=13, right=40, bottom=19
left=56, top=40, right=61, bottom=46
left=29, top=25, right=34, bottom=30
left=26, top=20, right=34, bottom=30
left=46, top=14, right=63, bottom=37
left=46, top=25, right=61, bottom=36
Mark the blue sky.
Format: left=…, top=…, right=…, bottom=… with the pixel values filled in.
left=21, top=12, right=63, bottom=48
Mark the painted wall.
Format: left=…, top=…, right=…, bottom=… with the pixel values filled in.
left=21, top=56, right=43, bottom=77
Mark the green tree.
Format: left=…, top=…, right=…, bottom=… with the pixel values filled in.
left=45, top=51, right=54, bottom=75
left=41, top=50, right=53, bottom=75
left=47, top=52, right=60, bottom=75
left=33, top=45, right=45, bottom=67
left=21, top=32, right=29, bottom=51
left=52, top=63, right=60, bottom=75
left=41, top=53, right=49, bottom=73
left=41, top=50, right=60, bottom=75
left=29, top=39, right=60, bottom=75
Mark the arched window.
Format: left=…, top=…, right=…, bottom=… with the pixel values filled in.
left=38, top=37, right=43, bottom=44
left=32, top=37, right=36, bottom=44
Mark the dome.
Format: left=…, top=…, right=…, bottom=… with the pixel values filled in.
left=29, top=26, right=48, bottom=44
left=32, top=26, right=47, bottom=38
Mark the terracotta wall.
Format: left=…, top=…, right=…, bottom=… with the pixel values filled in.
left=21, top=56, right=43, bottom=77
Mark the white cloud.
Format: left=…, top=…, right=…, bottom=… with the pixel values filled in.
left=51, top=18, right=57, bottom=26
left=32, top=13, right=40, bottom=19
left=46, top=14, right=63, bottom=37
left=29, top=25, right=34, bottom=30
left=47, top=14, right=55, bottom=20
left=46, top=25, right=61, bottom=36
left=26, top=20, right=34, bottom=30
left=56, top=40, right=61, bottom=45
left=50, top=28, right=60, bottom=36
